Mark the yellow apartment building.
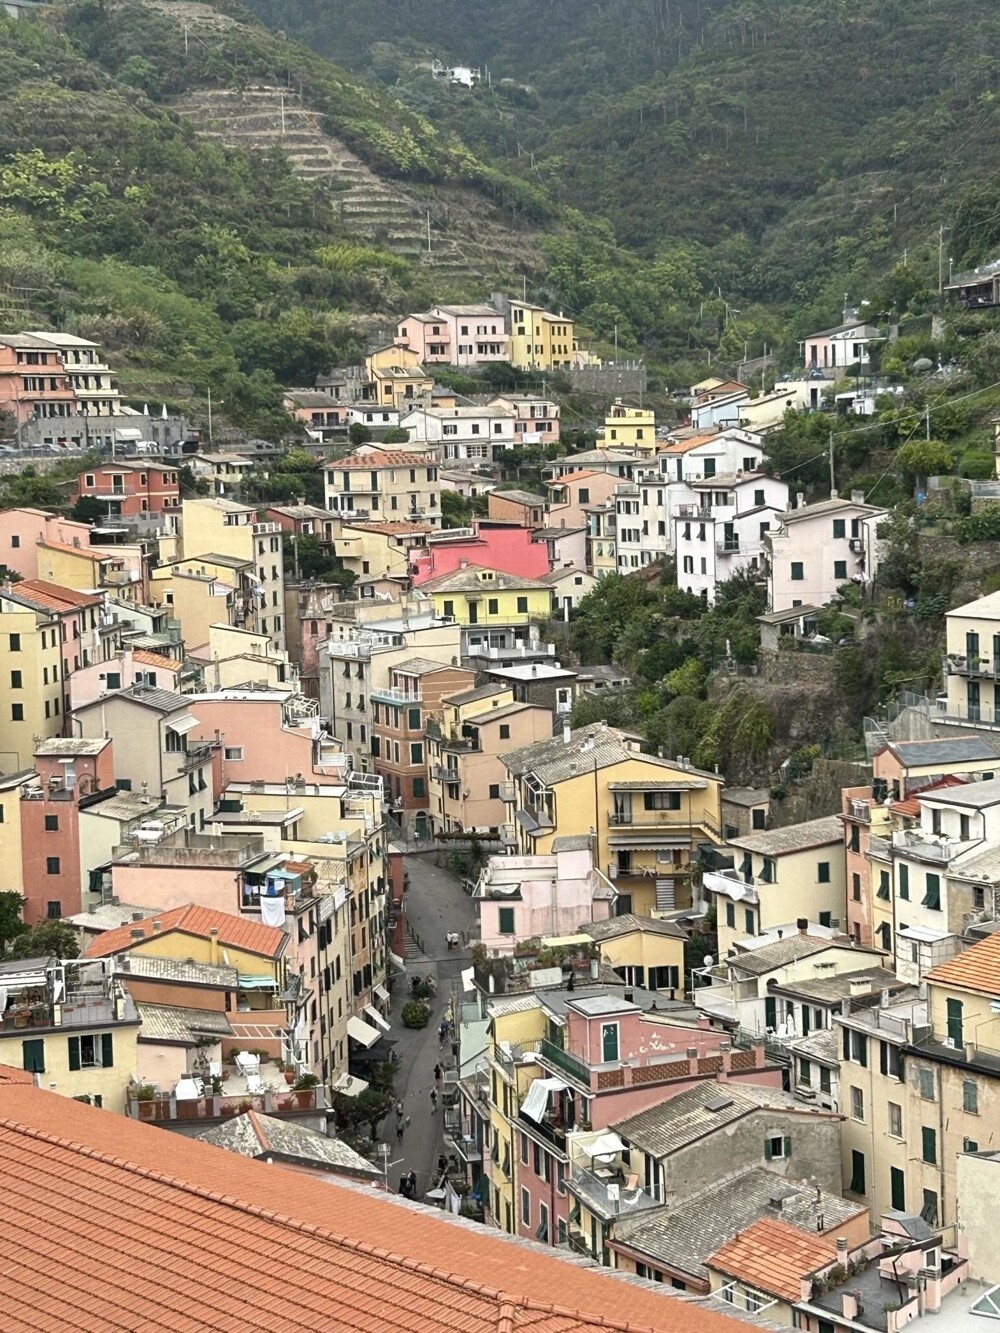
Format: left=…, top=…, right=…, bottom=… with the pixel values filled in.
left=196, top=623, right=293, bottom=690
left=506, top=302, right=577, bottom=371
left=333, top=519, right=433, bottom=580
left=705, top=816, right=847, bottom=956
left=603, top=401, right=656, bottom=453
left=501, top=723, right=724, bottom=915
left=0, top=769, right=30, bottom=898
left=426, top=684, right=553, bottom=836
left=181, top=498, right=286, bottom=652
left=578, top=916, right=686, bottom=994
left=151, top=557, right=249, bottom=651
left=364, top=344, right=434, bottom=409
left=485, top=997, right=548, bottom=1234
left=324, top=449, right=441, bottom=528
left=0, top=598, right=64, bottom=769
left=418, top=565, right=550, bottom=626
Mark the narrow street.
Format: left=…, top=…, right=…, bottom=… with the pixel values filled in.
left=384, top=853, right=478, bottom=1200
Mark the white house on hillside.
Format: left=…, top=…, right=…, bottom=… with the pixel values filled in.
left=674, top=473, right=789, bottom=604
left=766, top=492, right=886, bottom=613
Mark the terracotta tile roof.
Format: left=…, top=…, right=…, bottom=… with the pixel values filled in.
left=925, top=929, right=1000, bottom=995
left=130, top=649, right=180, bottom=672
left=708, top=1217, right=836, bottom=1302
left=84, top=903, right=287, bottom=961
left=0, top=1063, right=34, bottom=1085
left=35, top=539, right=107, bottom=561
left=551, top=470, right=598, bottom=484
left=335, top=449, right=436, bottom=468
left=8, top=578, right=102, bottom=610
left=0, top=1082, right=763, bottom=1333
left=889, top=774, right=965, bottom=817
left=660, top=432, right=721, bottom=455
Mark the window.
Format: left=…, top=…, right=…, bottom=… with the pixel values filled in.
left=849, top=1150, right=866, bottom=1195
left=9, top=533, right=19, bottom=548
left=965, top=1138, right=979, bottom=1153
left=9, top=633, right=20, bottom=652
left=877, top=871, right=890, bottom=900
left=45, top=857, right=60, bottom=876
left=487, top=598, right=499, bottom=615
left=643, top=791, right=682, bottom=811
left=44, top=814, right=59, bottom=832
left=880, top=1042, right=903, bottom=1079
left=489, top=783, right=500, bottom=800
left=520, top=1188, right=530, bottom=1227
left=223, top=747, right=243, bottom=761
left=578, top=488, right=590, bottom=504
left=18, top=1037, right=50, bottom=1086
left=68, top=1033, right=113, bottom=1071
left=888, top=1102, right=902, bottom=1137
left=9, top=669, right=21, bottom=690
left=752, top=808, right=766, bottom=829
left=725, top=901, right=735, bottom=928
left=520, top=1132, right=528, bottom=1165
left=819, top=1066, right=831, bottom=1095
left=601, top=1023, right=619, bottom=1062
left=890, top=1166, right=905, bottom=1212
left=850, top=1086, right=864, bottom=1121
left=412, top=777, right=426, bottom=799
left=745, top=908, right=755, bottom=935
left=532, top=1141, right=541, bottom=1176
left=47, top=901, right=61, bottom=919
left=105, top=671, right=121, bottom=691
left=921, top=1190, right=939, bottom=1226
left=409, top=742, right=423, bottom=764
left=557, top=1160, right=566, bottom=1195
left=797, top=1057, right=812, bottom=1086
left=498, top=907, right=515, bottom=935
left=947, top=998, right=963, bottom=1047
left=834, top=560, right=847, bottom=580
left=407, top=705, right=421, bottom=730
left=537, top=1202, right=549, bottom=1244
left=11, top=703, right=23, bottom=722
left=923, top=873, right=941, bottom=910
left=899, top=863, right=909, bottom=899
left=922, top=1126, right=937, bottom=1164
left=516, top=596, right=528, bottom=614
left=443, top=600, right=454, bottom=618
left=499, top=724, right=510, bottom=740
left=963, top=1079, right=979, bottom=1114
left=817, top=861, right=830, bottom=883
left=848, top=825, right=860, bottom=853
left=852, top=872, right=862, bottom=901
left=790, top=562, right=804, bottom=581
left=833, top=519, right=846, bottom=539
left=919, top=1068, right=935, bottom=1101
left=764, top=1136, right=791, bottom=1160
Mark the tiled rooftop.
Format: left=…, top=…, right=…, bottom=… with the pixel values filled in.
left=199, top=1109, right=381, bottom=1180
left=925, top=929, right=1000, bottom=995
left=85, top=903, right=287, bottom=960
left=136, top=1002, right=233, bottom=1043
left=615, top=1081, right=823, bottom=1159
left=12, top=578, right=102, bottom=610
left=0, top=1079, right=759, bottom=1333
left=708, top=1216, right=836, bottom=1302
left=501, top=723, right=717, bottom=788
left=334, top=449, right=435, bottom=468
left=727, top=815, right=843, bottom=855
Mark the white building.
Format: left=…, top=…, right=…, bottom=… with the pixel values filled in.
left=400, top=404, right=517, bottom=464
left=658, top=428, right=766, bottom=484
left=766, top=492, right=886, bottom=613
left=347, top=405, right=400, bottom=429
left=674, top=474, right=789, bottom=603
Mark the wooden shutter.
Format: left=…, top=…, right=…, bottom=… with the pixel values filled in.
left=101, top=1033, right=114, bottom=1068
left=67, top=1036, right=81, bottom=1071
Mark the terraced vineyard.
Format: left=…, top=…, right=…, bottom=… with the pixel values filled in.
left=172, top=86, right=541, bottom=287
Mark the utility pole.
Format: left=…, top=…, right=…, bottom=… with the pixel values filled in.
left=613, top=324, right=618, bottom=364
left=183, top=22, right=189, bottom=54
left=926, top=405, right=931, bottom=441
left=426, top=211, right=432, bottom=255
left=280, top=90, right=285, bottom=135
left=828, top=429, right=835, bottom=496
left=938, top=224, right=946, bottom=294
left=207, top=386, right=213, bottom=446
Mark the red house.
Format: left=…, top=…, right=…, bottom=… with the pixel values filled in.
left=75, top=464, right=180, bottom=518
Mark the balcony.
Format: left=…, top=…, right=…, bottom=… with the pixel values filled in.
left=847, top=798, right=872, bottom=822
left=567, top=1163, right=661, bottom=1223
left=371, top=685, right=422, bottom=705
left=716, top=537, right=740, bottom=555
left=127, top=1081, right=326, bottom=1125
left=943, top=653, right=1000, bottom=680
left=536, top=1038, right=590, bottom=1087
left=433, top=766, right=461, bottom=783
left=178, top=743, right=213, bottom=773
left=442, top=734, right=481, bottom=753
left=676, top=503, right=709, bottom=518
left=891, top=829, right=972, bottom=864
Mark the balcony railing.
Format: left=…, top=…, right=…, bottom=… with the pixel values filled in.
left=716, top=538, right=740, bottom=555
left=433, top=765, right=461, bottom=783
left=371, top=686, right=422, bottom=705
left=179, top=743, right=213, bottom=772
left=943, top=653, right=1000, bottom=680
left=847, top=798, right=872, bottom=822
left=537, top=1038, right=590, bottom=1087
left=128, top=1084, right=325, bottom=1123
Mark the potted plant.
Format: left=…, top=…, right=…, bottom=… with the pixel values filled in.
left=12, top=1007, right=30, bottom=1029
left=284, top=1067, right=296, bottom=1085
left=291, top=1072, right=320, bottom=1107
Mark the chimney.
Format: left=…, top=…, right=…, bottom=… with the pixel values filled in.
left=830, top=488, right=839, bottom=500
left=796, top=491, right=805, bottom=508
left=563, top=723, right=571, bottom=745
left=151, top=919, right=162, bottom=933
left=531, top=664, right=537, bottom=676
left=589, top=957, right=599, bottom=980
left=209, top=926, right=219, bottom=965
left=459, top=558, right=467, bottom=569
left=131, top=912, right=144, bottom=922
left=836, top=1237, right=849, bottom=1258
left=797, top=918, right=809, bottom=935
left=851, top=489, right=865, bottom=504
left=130, top=929, right=145, bottom=941
left=624, top=989, right=634, bottom=1003
left=880, top=988, right=890, bottom=1008
left=842, top=1293, right=858, bottom=1321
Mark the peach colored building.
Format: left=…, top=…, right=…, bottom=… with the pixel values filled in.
left=546, top=470, right=621, bottom=530
left=184, top=690, right=348, bottom=789
left=0, top=334, right=76, bottom=426
left=487, top=490, right=547, bottom=527
left=394, top=304, right=508, bottom=367
left=474, top=844, right=614, bottom=952
left=69, top=646, right=182, bottom=713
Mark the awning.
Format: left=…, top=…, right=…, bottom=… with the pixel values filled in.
left=582, top=1131, right=626, bottom=1159
left=333, top=1073, right=369, bottom=1098
left=374, top=983, right=390, bottom=1004
left=520, top=1076, right=568, bottom=1123
left=389, top=952, right=406, bottom=974
left=347, top=1015, right=381, bottom=1048
left=703, top=871, right=759, bottom=905
left=364, top=1003, right=391, bottom=1033
left=165, top=715, right=198, bottom=735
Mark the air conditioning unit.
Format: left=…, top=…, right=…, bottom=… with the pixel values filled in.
left=608, top=865, right=618, bottom=879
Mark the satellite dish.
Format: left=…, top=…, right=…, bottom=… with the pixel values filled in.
left=703, top=954, right=714, bottom=968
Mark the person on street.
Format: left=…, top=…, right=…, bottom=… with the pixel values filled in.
left=399, top=1175, right=412, bottom=1199
left=430, top=1087, right=438, bottom=1114
left=408, top=1170, right=417, bottom=1198
left=396, top=1112, right=405, bottom=1141
left=433, top=1063, right=442, bottom=1084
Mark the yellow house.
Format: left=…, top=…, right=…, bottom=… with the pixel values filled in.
left=578, top=915, right=686, bottom=994
left=181, top=498, right=286, bottom=652
left=585, top=502, right=618, bottom=580
left=706, top=816, right=846, bottom=956
left=0, top=597, right=64, bottom=769
left=0, top=956, right=140, bottom=1112
left=194, top=623, right=293, bottom=690
left=485, top=997, right=549, bottom=1234
left=501, top=723, right=724, bottom=915
left=507, top=302, right=577, bottom=371
left=364, top=344, right=434, bottom=409
left=0, top=769, right=30, bottom=899
left=324, top=448, right=441, bottom=528
left=151, top=556, right=248, bottom=650
left=603, top=401, right=656, bottom=453
left=334, top=519, right=432, bottom=580
left=418, top=565, right=550, bottom=626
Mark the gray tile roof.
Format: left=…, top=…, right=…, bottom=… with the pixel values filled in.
left=137, top=1003, right=234, bottom=1043
left=727, top=936, right=837, bottom=977
left=786, top=1028, right=840, bottom=1064
left=581, top=915, right=687, bottom=942
left=551, top=834, right=593, bottom=852
left=723, top=787, right=771, bottom=808
left=613, top=1167, right=865, bottom=1280
left=501, top=723, right=719, bottom=788
left=771, top=966, right=901, bottom=1003
left=491, top=489, right=547, bottom=506
left=917, top=776, right=1000, bottom=809
left=65, top=903, right=156, bottom=933
left=421, top=565, right=548, bottom=594
left=393, top=656, right=457, bottom=677
left=885, top=737, right=999, bottom=765
left=615, top=1081, right=809, bottom=1158
left=198, top=1111, right=381, bottom=1179
left=728, top=815, right=842, bottom=855
left=445, top=682, right=509, bottom=707
left=117, top=954, right=238, bottom=987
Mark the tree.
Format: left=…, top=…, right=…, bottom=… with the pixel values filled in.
left=894, top=438, right=954, bottom=489
left=10, top=919, right=80, bottom=960
left=0, top=892, right=27, bottom=956
left=349, top=423, right=373, bottom=447
left=71, top=495, right=106, bottom=523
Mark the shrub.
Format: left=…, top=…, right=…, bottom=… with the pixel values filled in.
left=402, top=1000, right=431, bottom=1029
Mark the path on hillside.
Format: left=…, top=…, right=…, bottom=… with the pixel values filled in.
left=383, top=855, right=477, bottom=1200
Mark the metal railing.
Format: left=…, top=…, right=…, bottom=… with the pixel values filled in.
left=537, top=1038, right=590, bottom=1087
left=371, top=686, right=422, bottom=705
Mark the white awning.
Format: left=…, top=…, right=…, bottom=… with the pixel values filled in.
left=333, top=1073, right=369, bottom=1098
left=364, top=1003, right=391, bottom=1033
left=582, top=1132, right=626, bottom=1159
left=374, top=983, right=390, bottom=1004
left=165, top=715, right=198, bottom=735
left=389, top=952, right=406, bottom=974
left=703, top=871, right=759, bottom=905
left=520, top=1076, right=568, bottom=1123
left=347, top=1015, right=381, bottom=1048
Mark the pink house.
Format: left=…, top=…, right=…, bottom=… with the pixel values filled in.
left=546, top=470, right=621, bottom=530
left=489, top=394, right=561, bottom=445
left=410, top=522, right=551, bottom=585
left=514, top=994, right=781, bottom=1247
left=475, top=847, right=614, bottom=953
left=395, top=304, right=508, bottom=367
left=183, top=692, right=349, bottom=789
left=803, top=321, right=880, bottom=376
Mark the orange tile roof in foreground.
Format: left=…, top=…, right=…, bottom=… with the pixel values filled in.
left=925, top=927, right=1000, bottom=995
left=130, top=648, right=180, bottom=672
left=708, top=1217, right=836, bottom=1303
left=0, top=1080, right=762, bottom=1333
left=11, top=578, right=102, bottom=609
left=84, top=903, right=286, bottom=961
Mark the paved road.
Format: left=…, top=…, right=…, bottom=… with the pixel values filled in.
left=383, top=854, right=477, bottom=1200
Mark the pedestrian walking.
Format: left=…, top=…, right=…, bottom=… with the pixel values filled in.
left=395, top=1113, right=405, bottom=1141
left=399, top=1174, right=412, bottom=1199
left=408, top=1170, right=417, bottom=1198
left=433, top=1063, right=442, bottom=1084
left=430, top=1087, right=438, bottom=1114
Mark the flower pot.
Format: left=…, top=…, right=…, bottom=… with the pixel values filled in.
left=284, top=1070, right=295, bottom=1084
